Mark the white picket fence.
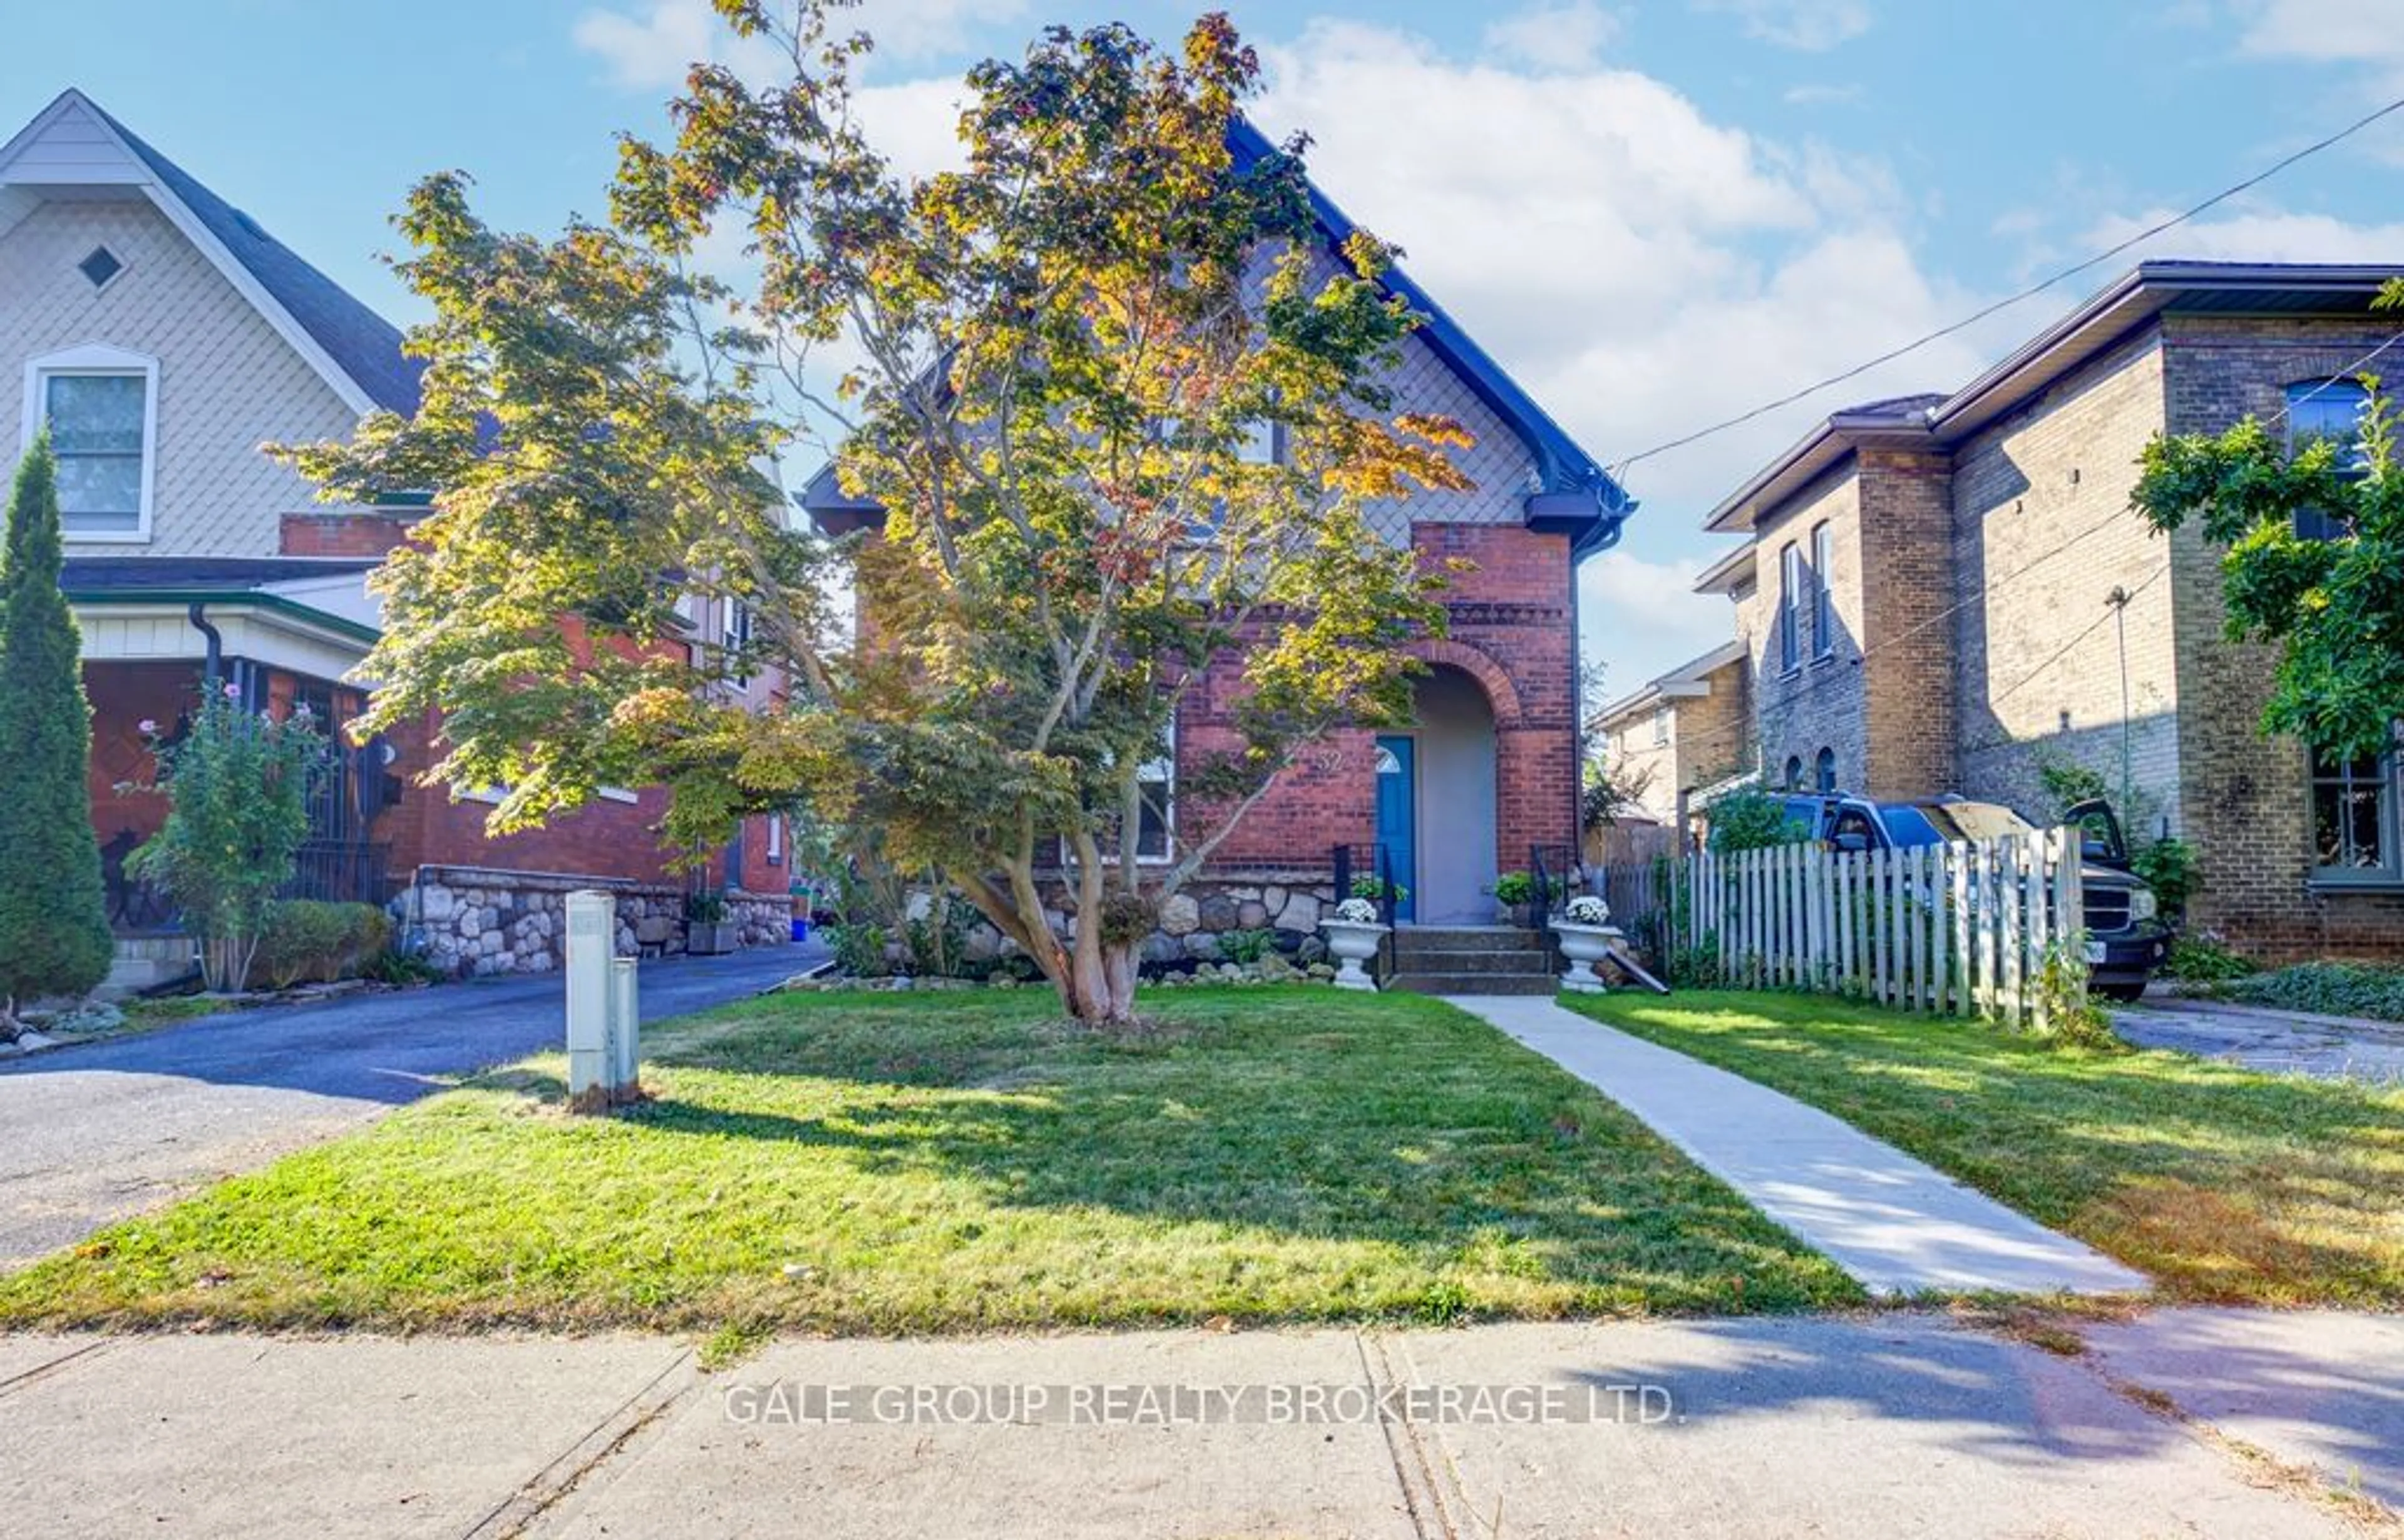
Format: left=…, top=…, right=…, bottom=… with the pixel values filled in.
left=1682, top=831, right=2087, bottom=1027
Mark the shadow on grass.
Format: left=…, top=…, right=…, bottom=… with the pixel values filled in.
left=1568, top=990, right=2404, bottom=1308
left=453, top=987, right=1862, bottom=1318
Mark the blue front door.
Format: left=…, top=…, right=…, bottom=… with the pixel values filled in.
left=1374, top=735, right=1417, bottom=923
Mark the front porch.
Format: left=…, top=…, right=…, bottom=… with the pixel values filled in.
left=66, top=565, right=398, bottom=989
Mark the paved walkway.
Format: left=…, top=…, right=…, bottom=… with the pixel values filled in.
left=0, top=1312, right=2380, bottom=1538
left=0, top=944, right=818, bottom=1268
left=1449, top=995, right=2147, bottom=1296
left=2114, top=996, right=2404, bottom=1083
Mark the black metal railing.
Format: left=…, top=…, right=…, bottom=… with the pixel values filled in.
left=1528, top=843, right=1578, bottom=935
left=279, top=841, right=391, bottom=905
left=1330, top=841, right=1399, bottom=928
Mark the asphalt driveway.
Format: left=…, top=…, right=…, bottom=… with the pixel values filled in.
left=2112, top=994, right=2404, bottom=1082
left=0, top=943, right=819, bottom=1270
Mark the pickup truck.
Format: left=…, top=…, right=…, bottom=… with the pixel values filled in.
left=1772, top=792, right=2172, bottom=1000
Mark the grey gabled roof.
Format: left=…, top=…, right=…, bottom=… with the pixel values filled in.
left=77, top=96, right=421, bottom=418
left=802, top=118, right=1636, bottom=557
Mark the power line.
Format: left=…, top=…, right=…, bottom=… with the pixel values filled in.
left=1707, top=314, right=2404, bottom=726
left=1610, top=91, right=2404, bottom=481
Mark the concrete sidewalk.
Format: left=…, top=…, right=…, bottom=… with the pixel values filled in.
left=0, top=1312, right=2383, bottom=1539
left=1450, top=995, right=2147, bottom=1296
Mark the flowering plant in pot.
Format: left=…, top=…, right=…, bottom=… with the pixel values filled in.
left=1551, top=895, right=1616, bottom=993
left=1318, top=897, right=1388, bottom=991
left=1491, top=870, right=1566, bottom=927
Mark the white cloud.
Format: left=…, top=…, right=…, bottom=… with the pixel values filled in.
left=1580, top=550, right=1740, bottom=702
left=573, top=0, right=1025, bottom=91
left=2235, top=0, right=2404, bottom=76
left=1251, top=21, right=1998, bottom=510
left=2081, top=204, right=2404, bottom=263
left=1249, top=16, right=2008, bottom=690
left=1783, top=82, right=1865, bottom=106
left=1482, top=2, right=1623, bottom=73
left=1695, top=0, right=1874, bottom=52
left=573, top=0, right=781, bottom=90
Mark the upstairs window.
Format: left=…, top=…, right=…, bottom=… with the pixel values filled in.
left=24, top=345, right=158, bottom=540
left=1810, top=521, right=1835, bottom=657
left=721, top=598, right=755, bottom=685
left=1777, top=542, right=1801, bottom=674
left=1651, top=704, right=1670, bottom=747
left=2286, top=380, right=2370, bottom=542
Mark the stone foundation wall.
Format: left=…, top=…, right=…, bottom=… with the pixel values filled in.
left=391, top=865, right=791, bottom=977
left=935, top=870, right=1340, bottom=974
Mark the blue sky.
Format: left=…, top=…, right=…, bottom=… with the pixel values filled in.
left=9, top=0, right=2404, bottom=694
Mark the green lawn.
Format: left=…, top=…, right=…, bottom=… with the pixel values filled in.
left=0, top=987, right=1857, bottom=1334
left=1562, top=990, right=2404, bottom=1309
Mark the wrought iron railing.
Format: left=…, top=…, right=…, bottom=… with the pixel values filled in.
left=1529, top=843, right=1578, bottom=937
left=1330, top=841, right=1399, bottom=928
left=281, top=840, right=391, bottom=905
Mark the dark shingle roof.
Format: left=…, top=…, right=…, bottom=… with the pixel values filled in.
left=78, top=97, right=421, bottom=417
left=61, top=557, right=379, bottom=594
left=801, top=118, right=1636, bottom=557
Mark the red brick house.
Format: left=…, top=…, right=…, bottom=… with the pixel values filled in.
left=804, top=121, right=1631, bottom=960
left=1, top=90, right=790, bottom=983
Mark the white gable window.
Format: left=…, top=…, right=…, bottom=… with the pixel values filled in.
left=24, top=344, right=159, bottom=542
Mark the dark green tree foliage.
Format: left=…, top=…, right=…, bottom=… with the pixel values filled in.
left=0, top=434, right=113, bottom=1012
left=2132, top=279, right=2404, bottom=764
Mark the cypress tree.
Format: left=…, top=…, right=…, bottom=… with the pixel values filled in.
left=0, top=433, right=113, bottom=1019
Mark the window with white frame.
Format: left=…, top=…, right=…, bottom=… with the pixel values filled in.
left=722, top=598, right=755, bottom=684
left=2286, top=380, right=2370, bottom=542
left=1651, top=704, right=1670, bottom=747
left=1810, top=521, right=1834, bottom=657
left=1777, top=542, right=1802, bottom=673
left=1134, top=726, right=1174, bottom=862
left=24, top=345, right=158, bottom=540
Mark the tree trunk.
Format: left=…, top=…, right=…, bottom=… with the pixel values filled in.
left=947, top=855, right=1139, bottom=1027
left=1059, top=937, right=1139, bottom=1025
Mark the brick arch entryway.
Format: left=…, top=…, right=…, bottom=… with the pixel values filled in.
left=1399, top=664, right=1501, bottom=924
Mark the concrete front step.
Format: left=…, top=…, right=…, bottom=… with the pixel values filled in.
left=1388, top=947, right=1552, bottom=975
left=100, top=935, right=198, bottom=1000
left=1387, top=972, right=1558, bottom=996
left=1392, top=925, right=1548, bottom=953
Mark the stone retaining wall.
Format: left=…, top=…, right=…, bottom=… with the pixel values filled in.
left=391, top=865, right=791, bottom=977
left=938, top=870, right=1340, bottom=972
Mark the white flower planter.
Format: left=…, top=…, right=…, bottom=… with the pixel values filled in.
left=1551, top=921, right=1623, bottom=995
left=1318, top=919, right=1389, bottom=992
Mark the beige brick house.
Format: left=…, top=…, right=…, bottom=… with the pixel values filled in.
left=1692, top=260, right=2404, bottom=960
left=1593, top=639, right=1749, bottom=827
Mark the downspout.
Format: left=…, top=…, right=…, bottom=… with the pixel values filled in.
left=1568, top=534, right=1586, bottom=876
left=187, top=603, right=222, bottom=685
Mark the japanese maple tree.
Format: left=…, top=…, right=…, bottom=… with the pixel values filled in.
left=284, top=4, right=1471, bottom=1024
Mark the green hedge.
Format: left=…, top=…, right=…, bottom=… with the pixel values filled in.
left=252, top=901, right=394, bottom=990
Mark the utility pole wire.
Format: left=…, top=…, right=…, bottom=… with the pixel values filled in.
left=1610, top=91, right=2404, bottom=481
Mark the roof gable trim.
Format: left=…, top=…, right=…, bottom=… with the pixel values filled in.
left=0, top=91, right=381, bottom=418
